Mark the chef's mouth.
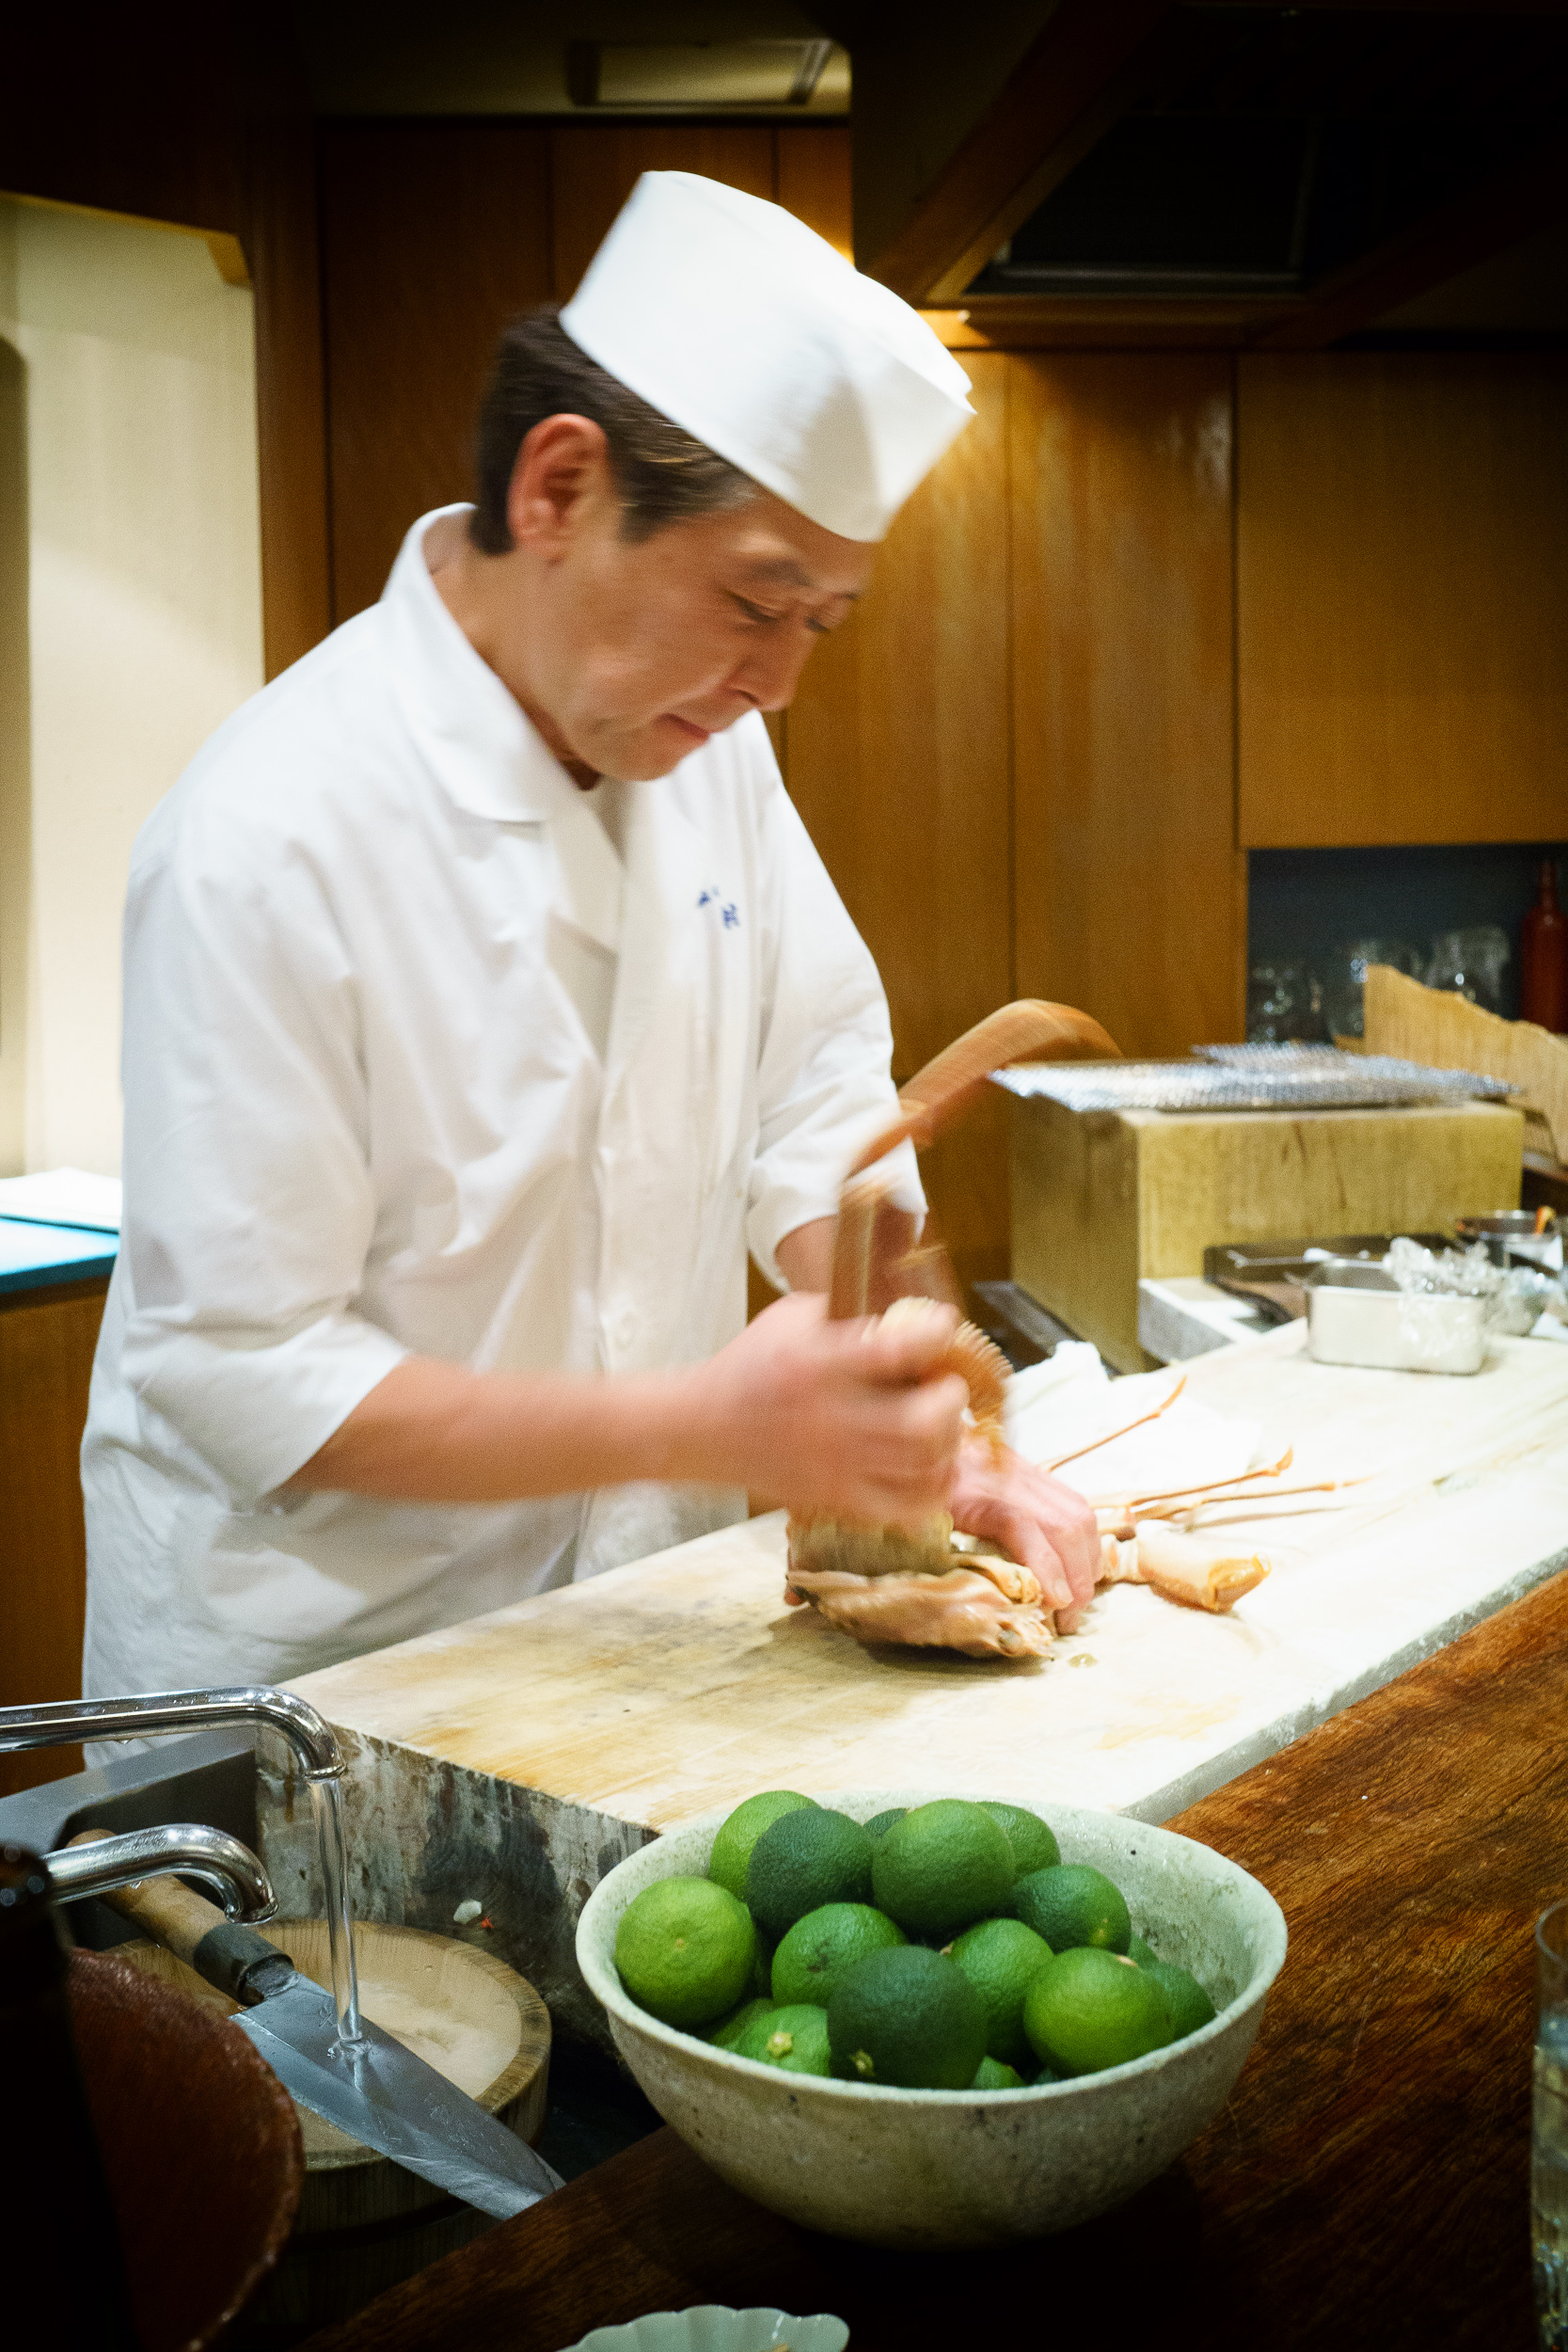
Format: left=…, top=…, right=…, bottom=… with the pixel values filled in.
left=663, top=715, right=712, bottom=745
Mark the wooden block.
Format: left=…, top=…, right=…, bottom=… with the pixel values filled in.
left=1365, top=964, right=1568, bottom=1165
left=1010, top=1093, right=1524, bottom=1372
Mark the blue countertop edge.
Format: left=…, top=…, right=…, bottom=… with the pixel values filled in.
left=0, top=1216, right=117, bottom=1296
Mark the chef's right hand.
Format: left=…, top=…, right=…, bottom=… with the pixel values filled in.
left=685, top=1292, right=968, bottom=1529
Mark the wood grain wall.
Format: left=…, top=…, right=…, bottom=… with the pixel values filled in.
left=1238, top=354, right=1568, bottom=849
left=1011, top=356, right=1243, bottom=1059
left=0, top=1282, right=107, bottom=1795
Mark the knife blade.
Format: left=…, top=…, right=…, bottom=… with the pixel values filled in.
left=229, top=1975, right=563, bottom=2218
left=85, top=1836, right=562, bottom=2219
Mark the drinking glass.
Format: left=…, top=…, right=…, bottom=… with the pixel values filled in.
left=1534, top=1901, right=1568, bottom=2348
left=1317, top=937, right=1423, bottom=1041
left=1427, top=925, right=1511, bottom=1014
left=1245, top=961, right=1323, bottom=1044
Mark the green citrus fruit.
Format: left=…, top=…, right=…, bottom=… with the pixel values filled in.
left=735, top=2002, right=832, bottom=2075
left=707, top=1790, right=816, bottom=1899
left=864, top=1807, right=908, bottom=1841
left=870, top=1800, right=1016, bottom=1940
left=827, top=1944, right=987, bottom=2090
left=771, top=1902, right=907, bottom=2007
left=978, top=1802, right=1060, bottom=1878
left=1011, top=1863, right=1131, bottom=1955
left=945, top=1915, right=1054, bottom=2067
left=1032, top=2058, right=1066, bottom=2085
left=1022, top=1947, right=1173, bottom=2076
left=746, top=1807, right=874, bottom=1941
left=705, top=1995, right=776, bottom=2051
left=972, top=2055, right=1024, bottom=2090
left=1128, top=1931, right=1157, bottom=1966
left=614, top=1876, right=757, bottom=2029
left=1141, top=1960, right=1216, bottom=2040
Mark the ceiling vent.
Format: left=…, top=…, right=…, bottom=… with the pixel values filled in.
left=971, top=6, right=1568, bottom=301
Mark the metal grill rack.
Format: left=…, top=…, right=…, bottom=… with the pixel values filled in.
left=995, top=1045, right=1516, bottom=1116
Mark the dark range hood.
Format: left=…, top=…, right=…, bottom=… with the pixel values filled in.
left=969, top=6, right=1568, bottom=302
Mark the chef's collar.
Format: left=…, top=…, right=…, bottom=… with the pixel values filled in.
left=380, top=502, right=575, bottom=828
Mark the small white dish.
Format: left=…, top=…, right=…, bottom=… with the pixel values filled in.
left=562, top=2311, right=848, bottom=2352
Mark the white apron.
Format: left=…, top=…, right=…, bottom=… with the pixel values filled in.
left=82, top=508, right=917, bottom=1697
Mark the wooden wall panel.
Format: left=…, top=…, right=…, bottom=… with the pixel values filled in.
left=0, top=1282, right=107, bottom=1796
left=1238, top=355, right=1568, bottom=849
left=784, top=354, right=1014, bottom=1291
left=1011, top=355, right=1243, bottom=1057
left=774, top=126, right=853, bottom=257
left=549, top=126, right=774, bottom=298
left=320, top=125, right=553, bottom=622
left=241, top=47, right=333, bottom=676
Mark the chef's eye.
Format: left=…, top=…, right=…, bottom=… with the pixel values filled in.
left=730, top=594, right=785, bottom=626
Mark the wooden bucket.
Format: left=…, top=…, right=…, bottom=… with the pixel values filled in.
left=117, top=1919, right=550, bottom=2329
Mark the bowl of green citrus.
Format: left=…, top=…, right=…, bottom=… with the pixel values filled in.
left=576, top=1788, right=1286, bottom=2249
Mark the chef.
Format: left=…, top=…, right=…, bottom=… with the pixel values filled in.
left=82, top=171, right=1097, bottom=1701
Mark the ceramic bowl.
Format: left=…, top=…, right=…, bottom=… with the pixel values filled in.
left=577, top=1789, right=1287, bottom=2249
left=563, top=2311, right=847, bottom=2352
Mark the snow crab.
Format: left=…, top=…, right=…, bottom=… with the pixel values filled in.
left=782, top=1000, right=1304, bottom=1661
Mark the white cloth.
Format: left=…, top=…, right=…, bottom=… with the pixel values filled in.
left=82, top=506, right=920, bottom=1698
left=561, top=172, right=974, bottom=543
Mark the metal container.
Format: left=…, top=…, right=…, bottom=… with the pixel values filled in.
left=1306, top=1260, right=1488, bottom=1375
left=1453, top=1211, right=1562, bottom=1273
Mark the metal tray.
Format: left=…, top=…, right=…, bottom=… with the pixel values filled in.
left=1305, top=1258, right=1487, bottom=1375
left=998, top=1047, right=1516, bottom=1117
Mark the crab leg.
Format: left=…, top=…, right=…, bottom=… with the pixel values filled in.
left=1089, top=1449, right=1294, bottom=1515
left=1163, top=1475, right=1373, bottom=1521
left=1041, top=1375, right=1187, bottom=1474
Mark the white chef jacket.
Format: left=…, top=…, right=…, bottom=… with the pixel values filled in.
left=81, top=506, right=918, bottom=1699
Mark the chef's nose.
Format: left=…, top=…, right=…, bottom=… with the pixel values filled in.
left=729, top=625, right=816, bottom=713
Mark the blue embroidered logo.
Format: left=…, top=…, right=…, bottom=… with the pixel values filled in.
left=698, top=887, right=740, bottom=930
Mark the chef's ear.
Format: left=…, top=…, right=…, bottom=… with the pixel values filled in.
left=506, top=413, right=614, bottom=553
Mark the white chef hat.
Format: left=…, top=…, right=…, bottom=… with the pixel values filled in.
left=560, top=171, right=974, bottom=544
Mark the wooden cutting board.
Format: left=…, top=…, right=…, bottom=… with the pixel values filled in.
left=284, top=1325, right=1568, bottom=2039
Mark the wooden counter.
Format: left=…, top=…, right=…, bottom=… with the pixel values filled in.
left=281, top=1326, right=1568, bottom=2037
left=304, top=1563, right=1567, bottom=2352
left=0, top=1234, right=113, bottom=1795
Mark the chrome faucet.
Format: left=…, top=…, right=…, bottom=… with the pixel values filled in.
left=42, top=1823, right=277, bottom=1922
left=0, top=1685, right=344, bottom=1781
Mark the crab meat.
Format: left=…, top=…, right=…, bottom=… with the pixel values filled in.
left=1121, top=1520, right=1270, bottom=1614
left=785, top=1566, right=1053, bottom=1660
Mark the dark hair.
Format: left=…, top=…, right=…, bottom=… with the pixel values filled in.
left=470, top=305, right=756, bottom=551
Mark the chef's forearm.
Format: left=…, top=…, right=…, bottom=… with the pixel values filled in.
left=774, top=1216, right=834, bottom=1293
left=774, top=1205, right=921, bottom=1298
left=289, top=1356, right=715, bottom=1502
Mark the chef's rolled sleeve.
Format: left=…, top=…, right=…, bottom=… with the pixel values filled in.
left=117, top=789, right=408, bottom=1509
left=744, top=783, right=922, bottom=1290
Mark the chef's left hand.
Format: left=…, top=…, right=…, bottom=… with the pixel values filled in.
left=947, top=1439, right=1099, bottom=1613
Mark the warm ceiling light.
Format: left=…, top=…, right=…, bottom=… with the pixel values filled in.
left=569, top=40, right=838, bottom=110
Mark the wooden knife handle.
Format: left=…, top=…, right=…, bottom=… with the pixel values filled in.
left=70, top=1827, right=226, bottom=1963
left=68, top=1829, right=290, bottom=2002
